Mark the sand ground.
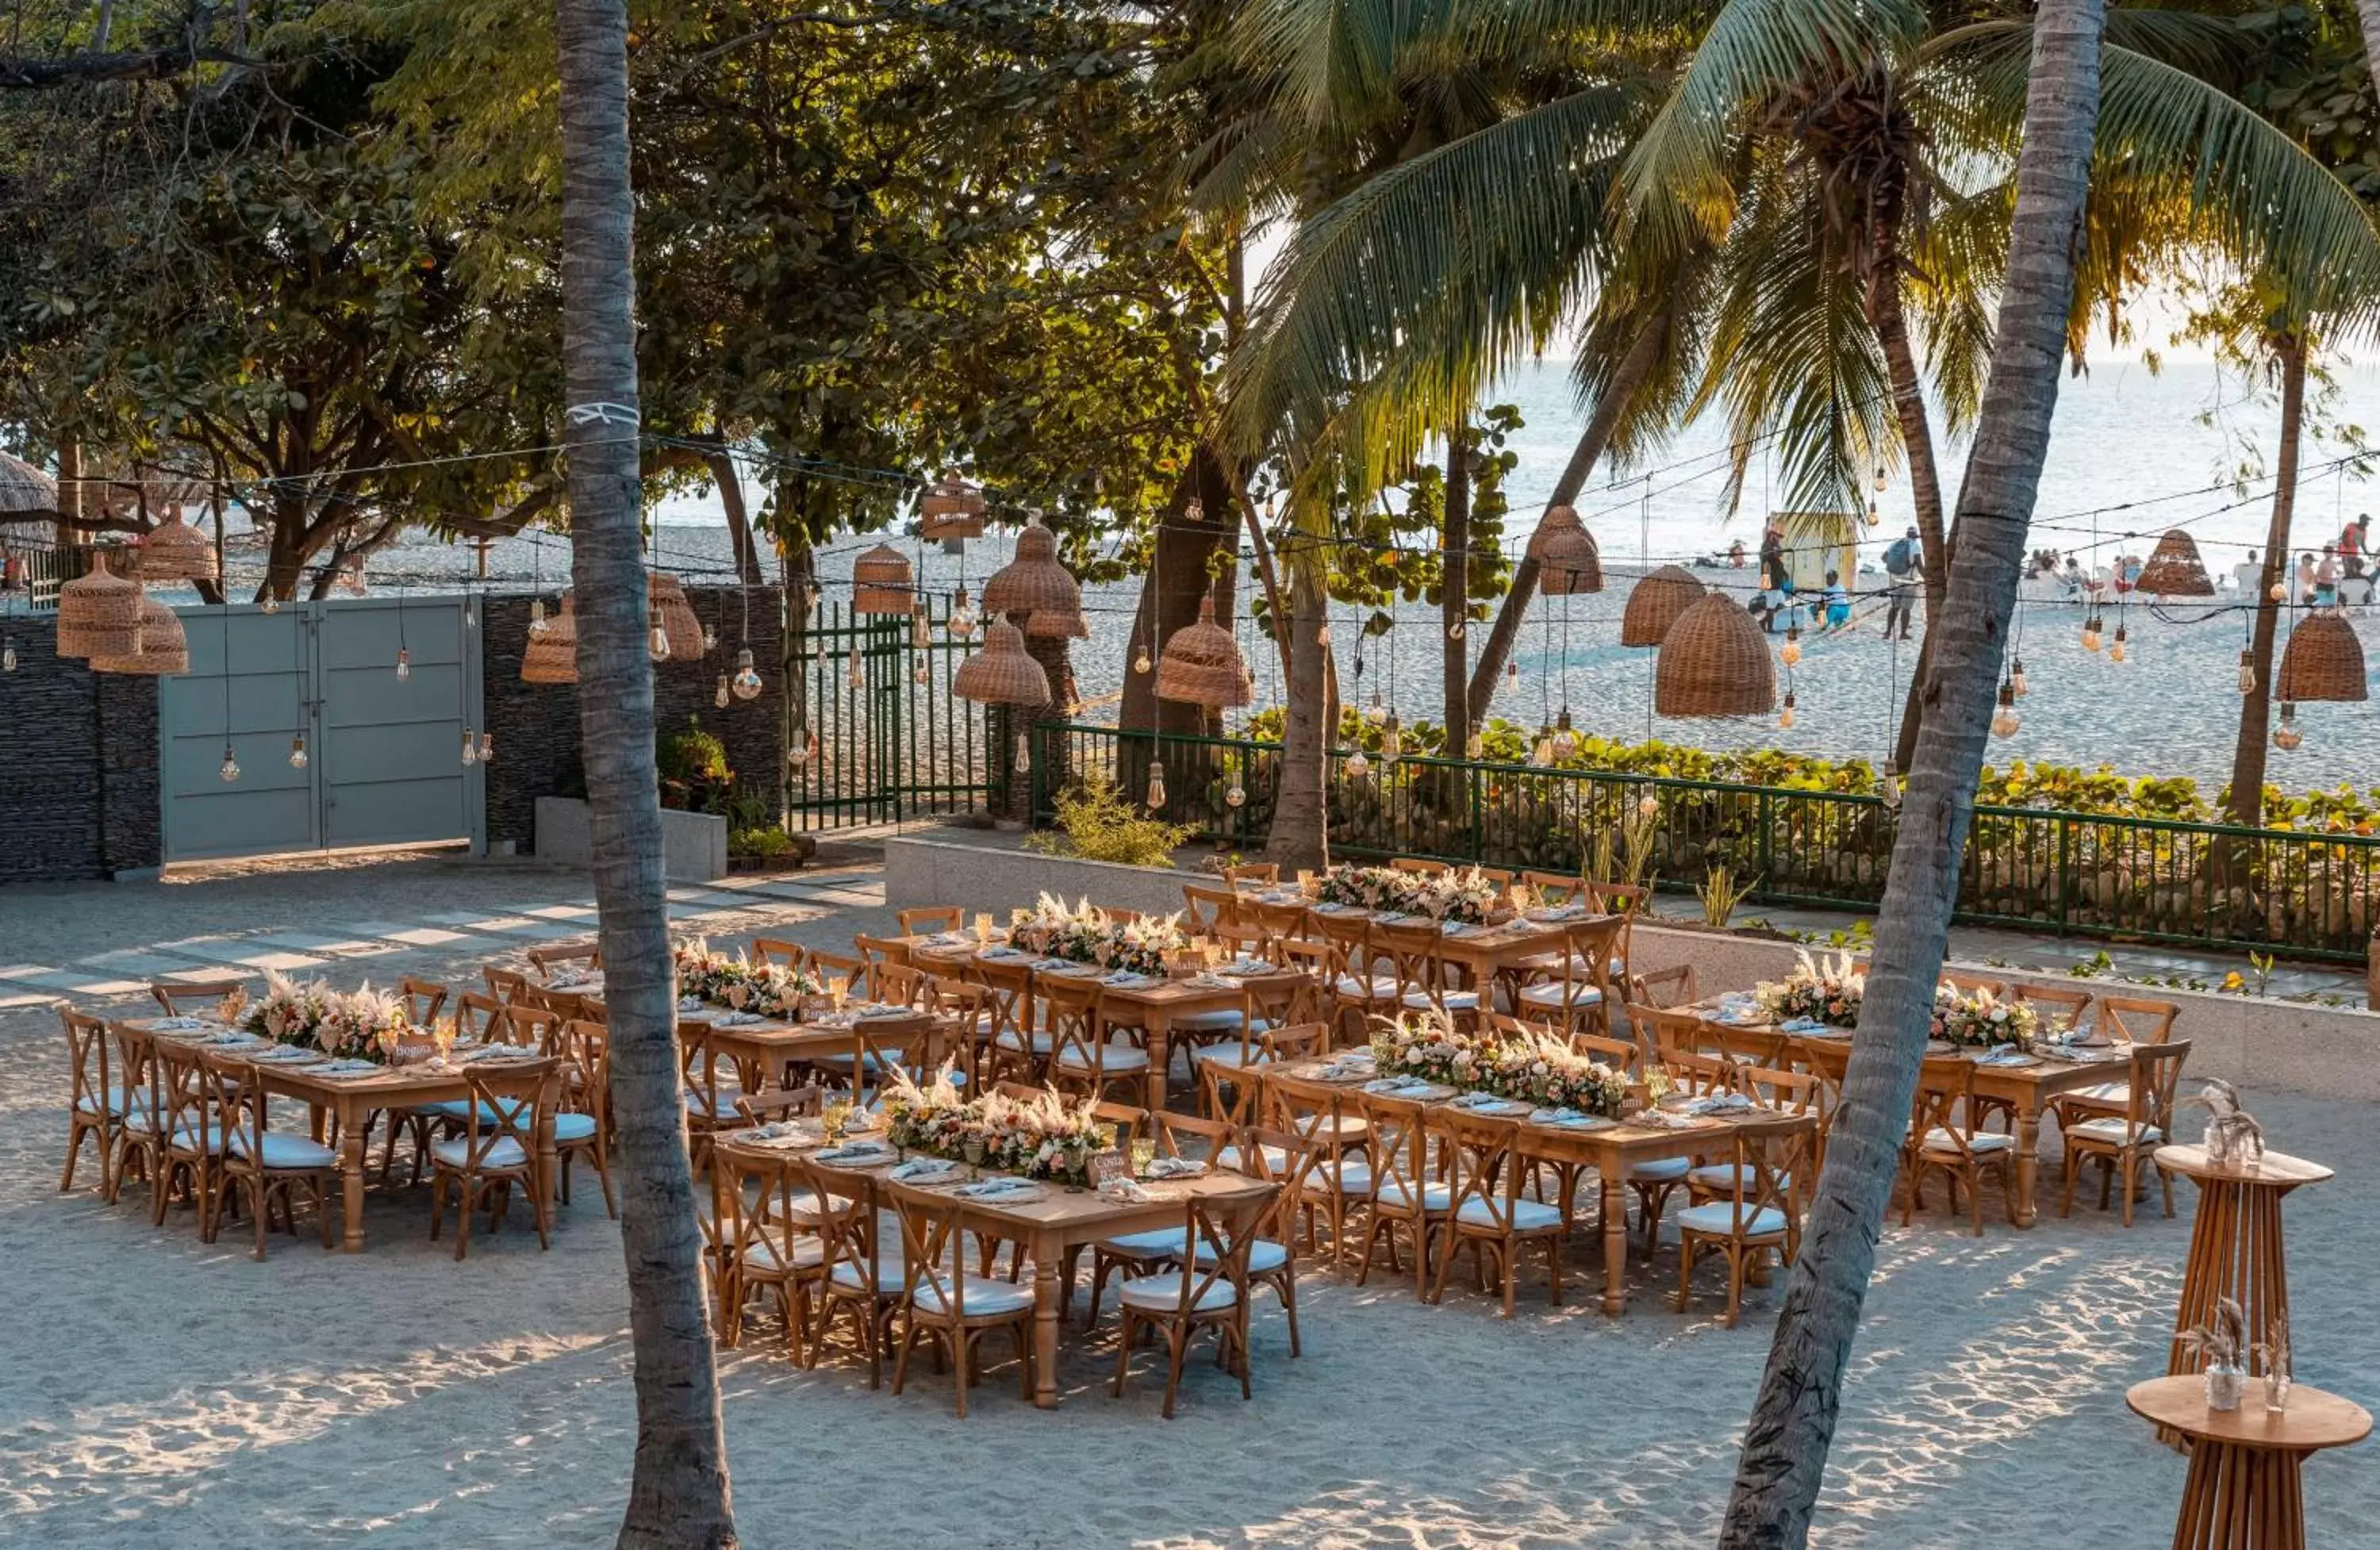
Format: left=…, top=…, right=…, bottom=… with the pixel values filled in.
left=2, top=854, right=2373, bottom=1548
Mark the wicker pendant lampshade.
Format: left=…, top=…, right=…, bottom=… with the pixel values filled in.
left=981, top=519, right=1088, bottom=636
left=0, top=448, right=56, bottom=516
left=139, top=507, right=217, bottom=581
left=1528, top=505, right=1604, bottom=595
left=1154, top=596, right=1253, bottom=708
left=951, top=620, right=1052, bottom=708
left=2276, top=612, right=2369, bottom=702
left=2135, top=528, right=2215, bottom=597
left=1620, top=564, right=1706, bottom=646
left=91, top=593, right=188, bottom=674
left=919, top=474, right=988, bottom=541
left=648, top=571, right=705, bottom=659
left=851, top=543, right=917, bottom=615
left=521, top=593, right=579, bottom=684
left=55, top=552, right=143, bottom=659
left=1655, top=593, right=1777, bottom=716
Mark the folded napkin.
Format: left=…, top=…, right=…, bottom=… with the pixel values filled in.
left=1315, top=1061, right=1372, bottom=1082
left=1143, top=1156, right=1205, bottom=1180
left=200, top=1030, right=260, bottom=1045
left=678, top=997, right=704, bottom=1013
left=1440, top=920, right=1472, bottom=937
left=747, top=1119, right=815, bottom=1142
left=1633, top=1107, right=1708, bottom=1130
left=1529, top=1106, right=1606, bottom=1127
left=955, top=1176, right=1041, bottom=1200
left=927, top=933, right=967, bottom=946
left=152, top=1015, right=209, bottom=1031
left=248, top=1044, right=321, bottom=1064
left=312, top=1059, right=382, bottom=1080
left=1976, top=1045, right=2033, bottom=1066
left=712, top=1010, right=763, bottom=1026
left=1778, top=1016, right=1827, bottom=1034
left=1688, top=1092, right=1756, bottom=1115
left=889, top=1157, right=959, bottom=1183
left=1097, top=1178, right=1157, bottom=1203
left=979, top=946, right=1026, bottom=960
left=1100, top=971, right=1153, bottom=988
left=1361, top=1076, right=1436, bottom=1095
left=816, top=1140, right=895, bottom=1164
left=1448, top=1092, right=1516, bottom=1111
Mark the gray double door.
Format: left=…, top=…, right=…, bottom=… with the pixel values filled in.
left=159, top=597, right=485, bottom=862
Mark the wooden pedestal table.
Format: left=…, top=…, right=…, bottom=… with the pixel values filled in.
left=2125, top=1376, right=2369, bottom=1550
left=2155, top=1144, right=2332, bottom=1444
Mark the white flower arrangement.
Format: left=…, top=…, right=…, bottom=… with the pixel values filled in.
left=673, top=935, right=821, bottom=1019
left=1930, top=984, right=2040, bottom=1049
left=1318, top=865, right=1500, bottom=923
left=879, top=1061, right=1113, bottom=1183
left=1010, top=892, right=1186, bottom=976
left=1369, top=1009, right=1631, bottom=1116
left=1753, top=949, right=1867, bottom=1028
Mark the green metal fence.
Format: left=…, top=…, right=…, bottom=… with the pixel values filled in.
left=785, top=595, right=988, bottom=831
left=1031, top=721, right=2379, bottom=965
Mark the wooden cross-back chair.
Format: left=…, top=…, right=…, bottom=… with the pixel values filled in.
left=886, top=1180, right=1039, bottom=1417
left=797, top=1161, right=897, bottom=1388
left=969, top=957, right=1044, bottom=1084
left=2008, top=981, right=2094, bottom=1038
left=1231, top=1125, right=1322, bottom=1355
left=1389, top=857, right=1449, bottom=876
left=1222, top=862, right=1279, bottom=888
left=1372, top=918, right=1480, bottom=1026
left=201, top=1053, right=339, bottom=1259
left=854, top=934, right=914, bottom=973
left=1109, top=1186, right=1280, bottom=1418
left=1903, top=1056, right=2017, bottom=1237
left=552, top=1019, right=616, bottom=1216
left=1512, top=915, right=1626, bottom=1037
left=2061, top=1039, right=2193, bottom=1226
left=749, top=937, right=806, bottom=970
left=1180, top=883, right=1242, bottom=934
left=804, top=947, right=869, bottom=999
left=1430, top=1108, right=1568, bottom=1316
left=2048, top=995, right=2182, bottom=1132
left=710, top=1142, right=828, bottom=1358
left=1042, top=979, right=1148, bottom=1105
left=1675, top=1122, right=1805, bottom=1326
left=151, top=977, right=244, bottom=1019
left=426, top=1057, right=559, bottom=1260
left=482, top=966, right=533, bottom=1004
left=1627, top=964, right=1700, bottom=1011
left=526, top=944, right=600, bottom=982
left=896, top=907, right=963, bottom=938
left=397, top=977, right=449, bottom=1028
left=1349, top=1089, right=1450, bottom=1295
left=60, top=1007, right=121, bottom=1195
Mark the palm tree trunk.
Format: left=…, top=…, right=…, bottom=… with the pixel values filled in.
left=1869, top=187, right=1952, bottom=776
left=1265, top=543, right=1330, bottom=870
left=2223, top=336, right=2304, bottom=831
left=1464, top=305, right=1667, bottom=726
left=1719, top=2, right=2106, bottom=1541
left=553, top=2, right=738, bottom=1546
left=1442, top=420, right=1472, bottom=736
left=699, top=436, right=763, bottom=585
left=1120, top=448, right=1234, bottom=738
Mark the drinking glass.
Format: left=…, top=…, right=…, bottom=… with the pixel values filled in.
left=973, top=911, right=993, bottom=945
left=1130, top=1139, right=1157, bottom=1179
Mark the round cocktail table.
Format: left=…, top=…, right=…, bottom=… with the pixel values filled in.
left=2126, top=1375, right=2368, bottom=1549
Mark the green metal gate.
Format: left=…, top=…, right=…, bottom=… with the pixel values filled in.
left=785, top=594, right=988, bottom=830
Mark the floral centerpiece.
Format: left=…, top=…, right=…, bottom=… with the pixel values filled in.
left=1319, top=865, right=1501, bottom=923
left=1371, top=1011, right=1631, bottom=1117
left=1009, top=893, right=1186, bottom=976
left=313, top=982, right=424, bottom=1063
left=674, top=936, right=821, bottom=1019
left=243, top=969, right=337, bottom=1046
left=1930, top=985, right=2040, bottom=1049
left=880, top=1062, right=1113, bottom=1184
left=1752, top=949, right=1866, bottom=1028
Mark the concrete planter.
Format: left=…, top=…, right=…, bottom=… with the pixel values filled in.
left=536, top=796, right=727, bottom=882
left=884, top=832, right=2380, bottom=1099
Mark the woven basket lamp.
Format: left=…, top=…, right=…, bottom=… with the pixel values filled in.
left=1655, top=593, right=1777, bottom=716
left=1620, top=563, right=1706, bottom=646
left=951, top=620, right=1053, bottom=708
left=139, top=506, right=217, bottom=582
left=919, top=474, right=988, bottom=541
left=90, top=593, right=188, bottom=675
left=1527, top=505, right=1605, bottom=597
left=521, top=593, right=579, bottom=684
left=1154, top=596, right=1254, bottom=708
left=55, top=552, right=144, bottom=659
left=648, top=571, right=706, bottom=659
left=981, top=519, right=1089, bottom=637
left=2135, top=528, right=2216, bottom=597
left=2276, top=612, right=2369, bottom=702
left=0, top=448, right=56, bottom=515
left=851, top=543, right=917, bottom=616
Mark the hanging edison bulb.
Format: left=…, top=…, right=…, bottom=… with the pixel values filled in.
left=1780, top=624, right=1802, bottom=667
left=2273, top=702, right=2303, bottom=750
left=787, top=723, right=812, bottom=767
left=2269, top=580, right=2288, bottom=603
left=461, top=728, right=478, bottom=767
left=1144, top=760, right=1168, bottom=810
left=1012, top=732, right=1031, bottom=773
left=2236, top=650, right=2257, bottom=696
left=731, top=646, right=762, bottom=700
left=2, top=639, right=15, bottom=673
left=259, top=594, right=280, bottom=616
left=219, top=744, right=241, bottom=782
left=1345, top=748, right=1370, bottom=779
left=1636, top=792, right=1660, bottom=819
left=1990, top=682, right=2021, bottom=739
left=911, top=609, right=930, bottom=650
left=1448, top=617, right=1466, bottom=640
left=2010, top=658, right=2029, bottom=697
left=715, top=673, right=731, bottom=708
left=2080, top=614, right=2103, bottom=652
left=1530, top=726, right=1555, bottom=765
left=2109, top=623, right=2129, bottom=663
left=647, top=610, right=671, bottom=662
left=394, top=646, right=412, bottom=680
left=1365, top=692, right=1387, bottom=726
left=1551, top=710, right=1578, bottom=761
left=947, top=589, right=979, bottom=639
left=288, top=734, right=308, bottom=769
left=703, top=623, right=720, bottom=655
left=478, top=731, right=495, bottom=763
left=1505, top=658, right=1520, bottom=686
left=1873, top=464, right=1887, bottom=492
left=528, top=597, right=550, bottom=639
left=1779, top=692, right=1798, bottom=730
left=1380, top=714, right=1403, bottom=765
left=1133, top=646, right=1153, bottom=674
left=1224, top=781, right=1246, bottom=808
left=1866, top=497, right=1879, bottom=524
left=846, top=643, right=864, bottom=689
left=1879, top=758, right=1901, bottom=812
left=1465, top=730, right=1484, bottom=759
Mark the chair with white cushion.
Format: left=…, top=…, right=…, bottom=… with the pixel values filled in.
left=1687, top=1066, right=1814, bottom=1206
left=1902, top=1056, right=2016, bottom=1237
left=427, top=1057, right=559, bottom=1260
left=886, top=1180, right=1038, bottom=1417
left=1627, top=964, right=1700, bottom=1011
left=1109, top=1185, right=1279, bottom=1418
left=60, top=1007, right=125, bottom=1195
left=2049, top=994, right=2179, bottom=1132
left=1203, top=1022, right=1326, bottom=1130
left=678, top=1021, right=752, bottom=1164
left=1082, top=1110, right=1233, bottom=1328
left=711, top=1141, right=827, bottom=1358
left=1224, top=1125, right=1322, bottom=1355
left=1349, top=1089, right=1453, bottom=1294
left=200, top=1053, right=336, bottom=1259
left=2060, top=1039, right=2190, bottom=1226
left=1043, top=979, right=1150, bottom=1106
left=799, top=1162, right=900, bottom=1388
left=970, top=958, right=1047, bottom=1084
left=526, top=943, right=599, bottom=983
left=1584, top=881, right=1646, bottom=989
left=1674, top=1129, right=1802, bottom=1327
left=895, top=906, right=963, bottom=938
left=1428, top=1109, right=1567, bottom=1315
left=150, top=976, right=245, bottom=1019
left=1376, top=918, right=1482, bottom=1026
left=1311, top=911, right=1397, bottom=1045
left=1184, top=992, right=1265, bottom=1118
left=549, top=1019, right=616, bottom=1216
left=1514, top=915, right=1626, bottom=1037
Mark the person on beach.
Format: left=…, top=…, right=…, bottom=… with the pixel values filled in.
left=2063, top=554, right=2086, bottom=598
left=1880, top=525, right=1921, bottom=639
left=2341, top=514, right=2370, bottom=578
left=2297, top=551, right=2319, bottom=603
left=1821, top=570, right=1852, bottom=631
left=1759, top=519, right=1785, bottom=589
left=1728, top=538, right=1747, bottom=567
left=2313, top=546, right=2340, bottom=606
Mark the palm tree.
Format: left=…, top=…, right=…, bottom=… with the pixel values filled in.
left=1718, top=0, right=2106, bottom=1537
left=552, top=2, right=738, bottom=1545
left=2225, top=329, right=2306, bottom=831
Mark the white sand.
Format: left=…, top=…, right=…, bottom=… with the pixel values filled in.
left=3, top=857, right=2375, bottom=1548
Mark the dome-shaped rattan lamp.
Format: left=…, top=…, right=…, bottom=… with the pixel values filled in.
left=90, top=593, right=188, bottom=675
left=2135, top=528, right=2216, bottom=597
left=522, top=593, right=579, bottom=684
left=55, top=552, right=143, bottom=659
left=1620, top=564, right=1706, bottom=646
left=1655, top=593, right=1777, bottom=716
left=1154, top=596, right=1253, bottom=708
left=2276, top=612, right=2369, bottom=702
left=981, top=519, right=1088, bottom=637
left=648, top=571, right=705, bottom=659
left=138, top=506, right=217, bottom=582
left=851, top=543, right=917, bottom=616
left=952, top=620, right=1053, bottom=708
left=919, top=474, right=987, bottom=541
left=1528, top=505, right=1604, bottom=596
left=0, top=449, right=56, bottom=517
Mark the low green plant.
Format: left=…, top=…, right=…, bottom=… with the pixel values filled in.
left=658, top=717, right=734, bottom=814
left=1026, top=777, right=1195, bottom=869
left=1697, top=864, right=1758, bottom=928
left=731, top=827, right=794, bottom=862
left=2067, top=950, right=2116, bottom=980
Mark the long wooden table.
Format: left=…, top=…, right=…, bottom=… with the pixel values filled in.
left=1265, top=1060, right=1817, bottom=1315
left=121, top=1017, right=558, bottom=1253
left=712, top=1130, right=1268, bottom=1407
left=1687, top=1005, right=2139, bottom=1226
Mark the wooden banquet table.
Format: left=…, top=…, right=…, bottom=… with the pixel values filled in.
left=712, top=1129, right=1268, bottom=1408
left=1688, top=1004, right=2140, bottom=1227
left=2126, top=1375, right=2370, bottom=1550
left=1265, top=1060, right=1817, bottom=1315
left=1298, top=900, right=1603, bottom=985
left=685, top=1003, right=947, bottom=1090
left=900, top=934, right=1311, bottom=1109
left=120, top=1017, right=559, bottom=1253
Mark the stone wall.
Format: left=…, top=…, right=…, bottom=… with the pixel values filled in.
left=0, top=625, right=161, bottom=881
left=479, top=586, right=785, bottom=852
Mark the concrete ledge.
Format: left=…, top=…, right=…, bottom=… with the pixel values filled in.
left=885, top=832, right=2380, bottom=1100
left=536, top=796, right=727, bottom=882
